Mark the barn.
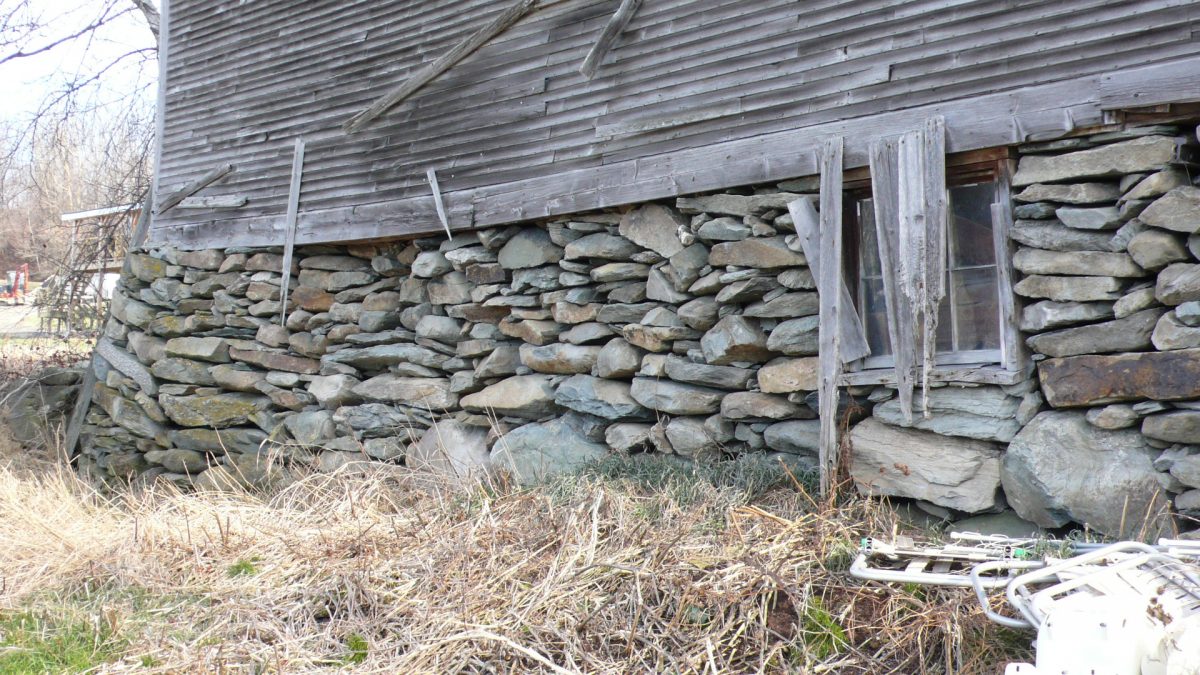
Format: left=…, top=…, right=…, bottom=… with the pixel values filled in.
left=78, top=0, right=1200, bottom=538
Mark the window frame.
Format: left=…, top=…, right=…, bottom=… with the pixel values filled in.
left=842, top=153, right=1021, bottom=373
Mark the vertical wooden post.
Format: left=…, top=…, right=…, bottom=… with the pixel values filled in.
left=427, top=168, right=453, bottom=239
left=869, top=138, right=916, bottom=424
left=817, top=136, right=844, bottom=498
left=278, top=138, right=306, bottom=327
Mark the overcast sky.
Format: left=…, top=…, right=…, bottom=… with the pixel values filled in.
left=0, top=0, right=158, bottom=124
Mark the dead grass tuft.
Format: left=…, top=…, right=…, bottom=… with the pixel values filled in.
left=0, top=425, right=1030, bottom=673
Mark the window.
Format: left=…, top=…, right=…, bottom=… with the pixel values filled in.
left=848, top=168, right=1009, bottom=370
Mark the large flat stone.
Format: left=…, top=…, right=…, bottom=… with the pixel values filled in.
left=1054, top=206, right=1121, bottom=230
left=1156, top=263, right=1200, bottom=305
left=1139, top=186, right=1200, bottom=234
left=756, top=357, right=819, bottom=393
left=1142, top=411, right=1200, bottom=444
left=230, top=348, right=320, bottom=374
left=497, top=228, right=564, bottom=269
left=1009, top=220, right=1119, bottom=252
left=459, top=375, right=562, bottom=419
left=663, top=355, right=753, bottom=390
left=491, top=415, right=609, bottom=485
left=618, top=204, right=687, bottom=258
left=1012, top=248, right=1143, bottom=277
left=1025, top=308, right=1163, bottom=357
left=765, top=316, right=820, bottom=355
left=554, top=374, right=652, bottom=420
left=1019, top=300, right=1113, bottom=332
left=1001, top=411, right=1169, bottom=537
left=409, top=421, right=491, bottom=483
left=519, top=343, right=601, bottom=374
left=159, top=393, right=272, bottom=428
left=1013, top=182, right=1121, bottom=204
left=708, top=236, right=806, bottom=269
left=1127, top=229, right=1189, bottom=271
left=323, top=343, right=444, bottom=371
left=848, top=418, right=1002, bottom=513
left=1014, top=275, right=1125, bottom=302
left=700, top=315, right=771, bottom=365
left=1012, top=136, right=1178, bottom=185
left=169, top=427, right=267, bottom=455
left=629, top=377, right=724, bottom=415
left=351, top=375, right=457, bottom=408
left=1039, top=348, right=1200, bottom=407
left=165, top=337, right=232, bottom=363
left=764, top=420, right=820, bottom=455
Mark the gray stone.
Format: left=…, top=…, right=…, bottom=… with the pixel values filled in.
left=1019, top=300, right=1113, bottom=332
left=709, top=236, right=805, bottom=269
left=765, top=316, right=820, bottom=355
left=948, top=512, right=1043, bottom=539
left=1122, top=167, right=1190, bottom=202
left=620, top=324, right=697, bottom=352
left=1025, top=308, right=1163, bottom=357
left=411, top=251, right=452, bottom=277
left=306, top=374, right=362, bottom=408
left=1085, top=404, right=1139, bottom=430
left=1001, top=411, right=1169, bottom=537
left=208, top=364, right=267, bottom=393
left=283, top=410, right=336, bottom=446
left=764, top=420, right=820, bottom=455
left=591, top=262, right=650, bottom=282
left=1113, top=286, right=1159, bottom=318
left=1013, top=182, right=1121, bottom=204
left=715, top=277, right=779, bottom=304
left=160, top=393, right=272, bottom=429
left=427, top=272, right=472, bottom=305
left=618, top=204, right=687, bottom=258
left=491, top=416, right=609, bottom=485
left=849, top=418, right=1002, bottom=513
left=1014, top=275, right=1125, bottom=302
left=1157, top=263, right=1200, bottom=305
left=676, top=192, right=800, bottom=217
left=664, top=355, right=753, bottom=390
left=560, top=322, right=615, bottom=345
left=1152, top=311, right=1200, bottom=350
left=606, top=422, right=653, bottom=452
left=95, top=337, right=158, bottom=395
left=169, top=428, right=267, bottom=455
left=152, top=449, right=209, bottom=474
left=697, top=216, right=751, bottom=241
left=1177, top=301, right=1200, bottom=326
left=1011, top=136, right=1178, bottom=185
left=701, top=315, right=771, bottom=365
left=409, top=420, right=491, bottom=483
left=645, top=267, right=690, bottom=303
left=519, top=343, right=601, bottom=375
left=1012, top=248, right=1143, bottom=277
left=1013, top=202, right=1058, bottom=220
left=460, top=375, right=562, bottom=419
left=563, top=233, right=641, bottom=260
left=1055, top=206, right=1122, bottom=230
left=165, top=337, right=232, bottom=363
left=1143, top=411, right=1200, bottom=444
left=721, top=392, right=804, bottom=420
left=415, top=315, right=467, bottom=343
left=554, top=374, right=651, bottom=420
left=1139, top=186, right=1200, bottom=234
left=151, top=358, right=218, bottom=385
left=593, top=338, right=643, bottom=378
left=1009, top=220, right=1118, bottom=252
left=664, top=417, right=722, bottom=458
left=629, top=377, right=724, bottom=415
left=874, top=400, right=1021, bottom=443
left=1128, top=228, right=1189, bottom=271
left=127, top=331, right=167, bottom=364
left=757, top=357, right=819, bottom=393
left=324, top=342, right=444, bottom=370
left=664, top=243, right=709, bottom=291
left=1172, top=456, right=1200, bottom=489
left=352, top=375, right=457, bottom=408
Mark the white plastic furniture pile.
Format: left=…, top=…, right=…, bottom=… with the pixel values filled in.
left=850, top=534, right=1200, bottom=674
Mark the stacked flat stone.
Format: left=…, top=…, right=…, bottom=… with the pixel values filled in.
left=81, top=189, right=826, bottom=488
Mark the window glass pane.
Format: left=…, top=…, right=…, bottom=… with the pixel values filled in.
left=861, top=276, right=892, bottom=357
left=948, top=183, right=996, bottom=268
left=951, top=267, right=1000, bottom=351
left=858, top=199, right=882, bottom=277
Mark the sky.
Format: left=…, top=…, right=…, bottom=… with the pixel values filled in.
left=0, top=0, right=158, bottom=125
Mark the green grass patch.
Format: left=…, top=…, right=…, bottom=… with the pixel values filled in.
left=0, top=607, right=126, bottom=673
left=227, top=556, right=262, bottom=577
left=343, top=633, right=369, bottom=665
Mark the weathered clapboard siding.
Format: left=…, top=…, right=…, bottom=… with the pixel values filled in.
left=149, top=0, right=1200, bottom=248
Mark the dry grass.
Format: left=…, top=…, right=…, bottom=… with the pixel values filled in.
left=0, top=419, right=1032, bottom=674
left=0, top=335, right=92, bottom=382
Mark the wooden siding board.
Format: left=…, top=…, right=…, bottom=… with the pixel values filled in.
left=150, top=0, right=1200, bottom=246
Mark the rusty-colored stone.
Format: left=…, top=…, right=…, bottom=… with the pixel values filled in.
left=1039, top=348, right=1200, bottom=407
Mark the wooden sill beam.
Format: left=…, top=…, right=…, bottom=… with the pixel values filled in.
left=579, top=0, right=641, bottom=80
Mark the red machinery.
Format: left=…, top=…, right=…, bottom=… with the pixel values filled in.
left=2, top=263, right=29, bottom=304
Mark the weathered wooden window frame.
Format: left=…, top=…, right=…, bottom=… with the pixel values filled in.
left=844, top=155, right=1019, bottom=372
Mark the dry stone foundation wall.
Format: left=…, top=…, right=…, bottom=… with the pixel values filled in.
left=80, top=124, right=1200, bottom=540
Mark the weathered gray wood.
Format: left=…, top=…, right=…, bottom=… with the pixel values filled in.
left=920, top=116, right=948, bottom=414
left=991, top=189, right=1028, bottom=374
left=817, top=136, right=843, bottom=498
left=156, top=163, right=233, bottom=214
left=787, top=197, right=870, bottom=365
left=343, top=0, right=540, bottom=133
left=426, top=168, right=453, bottom=239
left=841, top=362, right=1033, bottom=387
left=579, top=0, right=641, bottom=79
left=278, top=139, right=305, bottom=326
left=129, top=196, right=153, bottom=250
left=177, top=195, right=248, bottom=209
left=148, top=0, right=170, bottom=226
left=868, top=137, right=915, bottom=425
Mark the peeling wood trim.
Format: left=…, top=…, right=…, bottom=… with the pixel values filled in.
left=156, top=163, right=234, bottom=214
left=427, top=168, right=453, bottom=239
left=278, top=139, right=305, bottom=327
left=841, top=363, right=1033, bottom=387
left=579, top=0, right=641, bottom=80
left=343, top=0, right=539, bottom=134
